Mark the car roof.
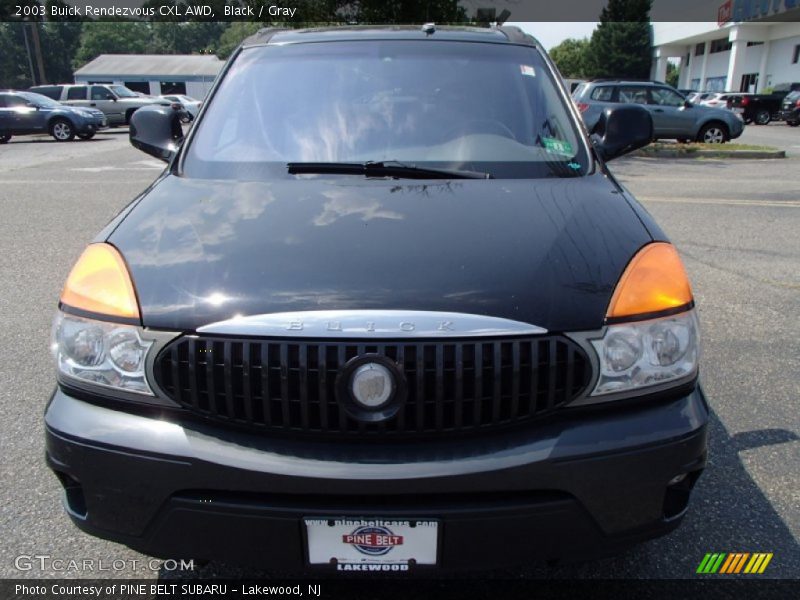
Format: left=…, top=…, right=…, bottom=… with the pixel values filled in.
left=586, top=80, right=670, bottom=87
left=242, top=25, right=540, bottom=49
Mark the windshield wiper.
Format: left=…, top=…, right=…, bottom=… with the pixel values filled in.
left=286, top=161, right=493, bottom=179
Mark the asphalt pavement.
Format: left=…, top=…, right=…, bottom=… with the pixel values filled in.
left=0, top=128, right=797, bottom=582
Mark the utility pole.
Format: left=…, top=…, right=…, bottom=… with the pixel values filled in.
left=22, top=23, right=36, bottom=85
left=30, top=22, right=47, bottom=85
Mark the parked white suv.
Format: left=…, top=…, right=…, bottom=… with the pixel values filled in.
left=29, top=84, right=170, bottom=127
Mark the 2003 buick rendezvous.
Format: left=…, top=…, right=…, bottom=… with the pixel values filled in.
left=46, top=26, right=708, bottom=572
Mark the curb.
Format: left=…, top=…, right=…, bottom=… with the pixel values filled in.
left=633, top=149, right=786, bottom=159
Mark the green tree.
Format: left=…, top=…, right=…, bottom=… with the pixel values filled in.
left=666, top=61, right=679, bottom=87
left=73, top=22, right=152, bottom=69
left=216, top=22, right=262, bottom=59
left=0, top=22, right=35, bottom=89
left=585, top=0, right=652, bottom=79
left=549, top=38, right=590, bottom=78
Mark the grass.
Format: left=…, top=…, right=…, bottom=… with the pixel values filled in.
left=648, top=141, right=779, bottom=152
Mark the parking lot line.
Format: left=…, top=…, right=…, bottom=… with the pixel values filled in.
left=638, top=196, right=800, bottom=208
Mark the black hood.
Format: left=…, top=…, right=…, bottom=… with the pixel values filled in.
left=108, top=173, right=652, bottom=332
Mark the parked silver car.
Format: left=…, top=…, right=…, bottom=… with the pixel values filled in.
left=573, top=80, right=744, bottom=143
left=29, top=84, right=170, bottom=127
left=159, top=94, right=201, bottom=122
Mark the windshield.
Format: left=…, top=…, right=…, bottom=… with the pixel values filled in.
left=109, top=85, right=138, bottom=98
left=18, top=92, right=61, bottom=108
left=184, top=41, right=589, bottom=180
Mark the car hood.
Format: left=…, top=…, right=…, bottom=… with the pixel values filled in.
left=67, top=106, right=104, bottom=118
left=108, top=173, right=653, bottom=332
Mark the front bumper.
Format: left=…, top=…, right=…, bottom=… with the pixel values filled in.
left=781, top=109, right=799, bottom=122
left=75, top=119, right=109, bottom=134
left=45, top=386, right=709, bottom=571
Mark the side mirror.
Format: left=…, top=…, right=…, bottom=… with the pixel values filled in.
left=129, top=105, right=184, bottom=162
left=591, top=105, right=653, bottom=162
left=684, top=100, right=693, bottom=108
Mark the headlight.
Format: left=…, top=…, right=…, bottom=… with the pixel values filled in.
left=589, top=310, right=699, bottom=396
left=52, top=312, right=153, bottom=395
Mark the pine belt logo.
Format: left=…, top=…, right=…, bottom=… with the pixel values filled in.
left=342, top=525, right=404, bottom=556
left=696, top=552, right=773, bottom=574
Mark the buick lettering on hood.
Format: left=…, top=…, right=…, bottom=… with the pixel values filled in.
left=45, top=25, right=708, bottom=573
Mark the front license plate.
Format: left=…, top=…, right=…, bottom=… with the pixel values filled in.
left=305, top=518, right=438, bottom=570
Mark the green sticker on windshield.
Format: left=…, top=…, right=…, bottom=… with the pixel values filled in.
left=542, top=137, right=573, bottom=157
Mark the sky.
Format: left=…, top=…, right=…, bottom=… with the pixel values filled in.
left=507, top=22, right=598, bottom=50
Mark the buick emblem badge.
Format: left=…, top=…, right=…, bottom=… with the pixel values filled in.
left=351, top=363, right=394, bottom=408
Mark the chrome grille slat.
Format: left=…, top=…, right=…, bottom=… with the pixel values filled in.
left=156, top=335, right=591, bottom=438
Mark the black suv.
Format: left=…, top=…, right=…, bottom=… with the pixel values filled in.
left=46, top=26, right=707, bottom=572
left=781, top=91, right=800, bottom=126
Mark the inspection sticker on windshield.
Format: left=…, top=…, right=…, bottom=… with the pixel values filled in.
left=542, top=137, right=573, bottom=156
left=520, top=64, right=536, bottom=77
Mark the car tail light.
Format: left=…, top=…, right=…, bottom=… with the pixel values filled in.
left=741, top=96, right=750, bottom=106
left=796, top=98, right=800, bottom=108
left=576, top=102, right=589, bottom=113
left=606, top=242, right=693, bottom=320
left=60, top=243, right=140, bottom=320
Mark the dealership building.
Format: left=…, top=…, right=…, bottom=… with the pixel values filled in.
left=652, top=1, right=800, bottom=92
left=73, top=54, right=223, bottom=98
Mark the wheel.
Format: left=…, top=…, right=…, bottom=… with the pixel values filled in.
left=697, top=122, right=729, bottom=144
left=77, top=132, right=95, bottom=140
left=0, top=134, right=10, bottom=144
left=754, top=110, right=770, bottom=125
left=50, top=119, right=75, bottom=141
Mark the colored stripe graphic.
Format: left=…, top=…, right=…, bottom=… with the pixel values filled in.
left=719, top=554, right=736, bottom=574
left=699, top=553, right=774, bottom=574
left=723, top=553, right=749, bottom=573
left=697, top=553, right=728, bottom=573
left=757, top=553, right=773, bottom=573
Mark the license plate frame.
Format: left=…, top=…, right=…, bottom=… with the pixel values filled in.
left=304, top=517, right=440, bottom=571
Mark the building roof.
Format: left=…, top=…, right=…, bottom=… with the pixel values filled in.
left=74, top=54, right=223, bottom=78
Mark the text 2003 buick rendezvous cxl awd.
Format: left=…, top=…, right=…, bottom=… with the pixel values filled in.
left=46, top=26, right=707, bottom=572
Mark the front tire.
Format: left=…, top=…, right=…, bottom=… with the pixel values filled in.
left=697, top=122, right=729, bottom=144
left=77, top=132, right=96, bottom=140
left=0, top=134, right=11, bottom=144
left=50, top=119, right=75, bottom=142
left=754, top=110, right=770, bottom=125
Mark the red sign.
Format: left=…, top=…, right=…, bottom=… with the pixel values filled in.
left=718, top=0, right=733, bottom=25
left=342, top=532, right=404, bottom=547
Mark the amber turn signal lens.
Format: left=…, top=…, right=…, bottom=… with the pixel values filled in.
left=60, top=244, right=140, bottom=320
left=607, top=243, right=693, bottom=319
